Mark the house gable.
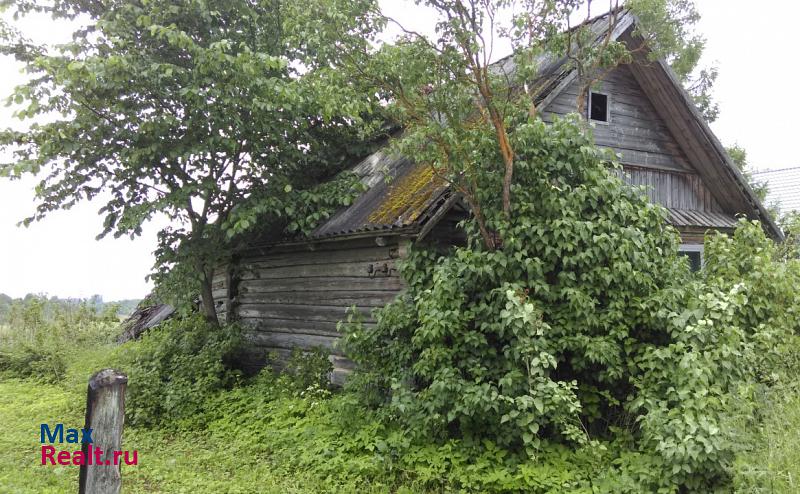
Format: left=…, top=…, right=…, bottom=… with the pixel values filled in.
left=540, top=62, right=735, bottom=230
left=542, top=63, right=692, bottom=173
left=535, top=18, right=781, bottom=240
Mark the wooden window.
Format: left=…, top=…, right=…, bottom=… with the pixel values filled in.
left=678, top=244, right=703, bottom=272
left=589, top=92, right=609, bottom=123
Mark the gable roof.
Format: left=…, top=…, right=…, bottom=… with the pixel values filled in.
left=307, top=10, right=782, bottom=242
left=618, top=16, right=781, bottom=239
left=753, top=166, right=800, bottom=214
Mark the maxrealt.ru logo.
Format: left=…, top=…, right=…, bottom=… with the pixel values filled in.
left=40, top=424, right=138, bottom=466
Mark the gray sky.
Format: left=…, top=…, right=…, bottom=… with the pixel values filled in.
left=0, top=0, right=797, bottom=300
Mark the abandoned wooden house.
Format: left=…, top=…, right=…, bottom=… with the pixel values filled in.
left=210, top=11, right=781, bottom=382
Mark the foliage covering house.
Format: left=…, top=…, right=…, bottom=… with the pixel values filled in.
left=211, top=12, right=780, bottom=382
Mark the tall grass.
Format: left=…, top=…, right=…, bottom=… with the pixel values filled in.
left=733, top=379, right=800, bottom=493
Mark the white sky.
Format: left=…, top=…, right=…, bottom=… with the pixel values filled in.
left=0, top=0, right=797, bottom=300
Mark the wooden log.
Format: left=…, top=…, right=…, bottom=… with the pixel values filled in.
left=246, top=331, right=341, bottom=352
left=239, top=235, right=399, bottom=257
left=79, top=369, right=128, bottom=494
left=237, top=303, right=372, bottom=323
left=244, top=245, right=400, bottom=269
left=237, top=259, right=399, bottom=280
left=239, top=276, right=404, bottom=293
left=238, top=317, right=377, bottom=334
left=237, top=290, right=397, bottom=308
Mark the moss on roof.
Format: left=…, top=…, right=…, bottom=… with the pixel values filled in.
left=367, top=163, right=446, bottom=226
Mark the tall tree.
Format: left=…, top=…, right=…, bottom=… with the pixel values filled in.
left=0, top=0, right=383, bottom=324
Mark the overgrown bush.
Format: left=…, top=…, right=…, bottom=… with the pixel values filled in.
left=280, top=346, right=334, bottom=397
left=341, top=117, right=800, bottom=490
left=343, top=116, right=687, bottom=450
left=115, top=315, right=244, bottom=427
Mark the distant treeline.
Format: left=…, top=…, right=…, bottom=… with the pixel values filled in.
left=0, top=293, right=140, bottom=324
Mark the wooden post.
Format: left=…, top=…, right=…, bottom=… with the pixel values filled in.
left=78, top=369, right=128, bottom=494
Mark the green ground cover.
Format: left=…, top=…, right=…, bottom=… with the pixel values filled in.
left=0, top=374, right=397, bottom=494
left=1, top=216, right=799, bottom=493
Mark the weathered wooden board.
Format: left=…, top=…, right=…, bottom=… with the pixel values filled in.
left=239, top=276, right=404, bottom=293
left=616, top=166, right=722, bottom=212
left=214, top=237, right=406, bottom=379
left=541, top=63, right=691, bottom=172
left=246, top=331, right=341, bottom=352
left=238, top=259, right=399, bottom=280
left=237, top=303, right=373, bottom=323
left=244, top=245, right=400, bottom=269
left=237, top=290, right=398, bottom=308
left=239, top=235, right=397, bottom=256
left=238, top=317, right=377, bottom=334
left=619, top=33, right=754, bottom=218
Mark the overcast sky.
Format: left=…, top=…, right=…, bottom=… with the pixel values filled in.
left=0, top=0, right=797, bottom=301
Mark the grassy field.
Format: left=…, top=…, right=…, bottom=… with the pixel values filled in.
left=0, top=375, right=400, bottom=494
left=6, top=371, right=799, bottom=494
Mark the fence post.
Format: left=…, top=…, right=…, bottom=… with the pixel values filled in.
left=78, top=369, right=128, bottom=494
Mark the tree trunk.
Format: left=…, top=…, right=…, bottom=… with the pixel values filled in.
left=199, top=270, right=220, bottom=327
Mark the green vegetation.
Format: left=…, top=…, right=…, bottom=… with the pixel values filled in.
left=0, top=376, right=392, bottom=493
left=2, top=119, right=799, bottom=492
left=1, top=276, right=798, bottom=493
left=0, top=0, right=383, bottom=324
left=0, top=293, right=139, bottom=324
left=0, top=295, right=122, bottom=383
left=1, top=2, right=798, bottom=493
left=339, top=117, right=800, bottom=491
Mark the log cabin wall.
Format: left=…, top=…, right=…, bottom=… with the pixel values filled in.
left=216, top=236, right=407, bottom=383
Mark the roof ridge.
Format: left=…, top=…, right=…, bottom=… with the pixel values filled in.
left=489, top=7, right=628, bottom=69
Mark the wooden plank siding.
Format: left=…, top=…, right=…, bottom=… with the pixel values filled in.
left=615, top=166, right=723, bottom=212
left=216, top=237, right=406, bottom=382
left=542, top=64, right=692, bottom=173
left=541, top=61, right=734, bottom=242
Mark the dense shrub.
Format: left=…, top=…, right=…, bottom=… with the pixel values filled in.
left=115, top=315, right=243, bottom=427
left=341, top=117, right=800, bottom=490
left=280, top=346, right=334, bottom=396
left=343, top=116, right=688, bottom=450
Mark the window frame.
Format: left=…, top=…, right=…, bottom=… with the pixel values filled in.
left=678, top=243, right=704, bottom=272
left=588, top=91, right=611, bottom=125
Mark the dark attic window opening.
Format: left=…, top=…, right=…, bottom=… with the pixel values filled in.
left=589, top=92, right=609, bottom=123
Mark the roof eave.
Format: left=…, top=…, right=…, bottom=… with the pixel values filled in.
left=650, top=56, right=784, bottom=241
